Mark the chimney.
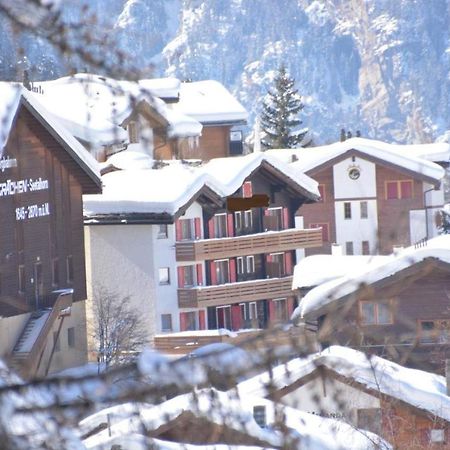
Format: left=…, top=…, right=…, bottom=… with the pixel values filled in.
left=331, top=244, right=343, bottom=256
left=446, top=359, right=450, bottom=396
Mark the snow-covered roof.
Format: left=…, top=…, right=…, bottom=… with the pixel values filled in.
left=0, top=82, right=101, bottom=188
left=83, top=152, right=319, bottom=220
left=138, top=77, right=180, bottom=100
left=294, top=234, right=450, bottom=319
left=265, top=137, right=446, bottom=184
left=34, top=74, right=202, bottom=144
left=81, top=388, right=388, bottom=450
left=238, top=345, right=450, bottom=423
left=173, top=80, right=248, bottom=125
left=292, top=254, right=390, bottom=289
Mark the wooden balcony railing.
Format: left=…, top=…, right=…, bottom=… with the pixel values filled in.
left=178, top=276, right=294, bottom=308
left=176, top=228, right=322, bottom=262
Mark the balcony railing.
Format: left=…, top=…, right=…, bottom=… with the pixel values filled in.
left=176, top=228, right=322, bottom=262
left=178, top=276, right=294, bottom=308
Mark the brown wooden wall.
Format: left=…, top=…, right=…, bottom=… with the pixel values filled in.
left=297, top=167, right=336, bottom=256
left=376, top=165, right=424, bottom=254
left=0, top=107, right=88, bottom=316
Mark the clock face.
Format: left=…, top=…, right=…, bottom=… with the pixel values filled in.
left=348, top=167, right=360, bottom=180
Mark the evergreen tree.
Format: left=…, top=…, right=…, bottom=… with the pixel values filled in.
left=260, top=64, right=309, bottom=149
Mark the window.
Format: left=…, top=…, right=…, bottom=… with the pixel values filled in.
left=362, top=241, right=370, bottom=255
left=249, top=302, right=257, bottom=320
left=158, top=267, right=170, bottom=285
left=265, top=207, right=283, bottom=231
left=237, top=257, right=244, bottom=275
left=161, top=314, right=173, bottom=332
left=318, top=184, right=325, bottom=202
left=52, top=258, right=59, bottom=287
left=244, top=210, right=253, bottom=228
left=66, top=255, right=73, bottom=284
left=157, top=224, right=168, bottom=239
left=180, top=311, right=197, bottom=331
left=360, top=201, right=368, bottom=219
left=216, top=306, right=232, bottom=329
left=268, top=253, right=285, bottom=278
left=184, top=265, right=195, bottom=287
left=345, top=241, right=354, bottom=255
left=67, top=327, right=75, bottom=348
left=246, top=255, right=255, bottom=273
left=309, top=223, right=329, bottom=242
left=53, top=331, right=60, bottom=352
left=386, top=180, right=413, bottom=200
left=180, top=219, right=193, bottom=240
left=214, top=213, right=228, bottom=238
left=253, top=406, right=267, bottom=428
left=430, top=429, right=446, bottom=443
left=344, top=202, right=352, bottom=219
left=360, top=301, right=393, bottom=325
left=239, top=303, right=247, bottom=322
left=234, top=211, right=242, bottom=230
left=18, top=265, right=25, bottom=293
left=215, top=259, right=230, bottom=284
left=273, top=298, right=288, bottom=322
left=418, top=320, right=450, bottom=343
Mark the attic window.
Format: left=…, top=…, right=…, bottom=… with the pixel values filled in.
left=128, top=121, right=140, bottom=143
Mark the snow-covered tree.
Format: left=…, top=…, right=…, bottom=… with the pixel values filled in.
left=260, top=64, right=309, bottom=149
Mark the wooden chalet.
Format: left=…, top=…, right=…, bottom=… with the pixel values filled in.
left=0, top=84, right=101, bottom=377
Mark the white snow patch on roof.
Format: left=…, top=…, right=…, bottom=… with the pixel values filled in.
left=295, top=234, right=450, bottom=319
left=174, top=80, right=248, bottom=124
left=138, top=77, right=180, bottom=99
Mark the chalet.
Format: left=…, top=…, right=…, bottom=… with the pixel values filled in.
left=35, top=74, right=247, bottom=162
left=80, top=387, right=387, bottom=449
left=83, top=150, right=323, bottom=353
left=266, top=137, right=449, bottom=256
left=291, top=235, right=450, bottom=372
left=238, top=345, right=450, bottom=450
left=0, top=83, right=101, bottom=378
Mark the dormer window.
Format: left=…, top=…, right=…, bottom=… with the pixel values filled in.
left=128, top=121, right=139, bottom=143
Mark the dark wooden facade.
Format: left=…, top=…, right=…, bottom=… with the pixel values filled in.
left=0, top=101, right=100, bottom=317
left=304, top=258, right=450, bottom=373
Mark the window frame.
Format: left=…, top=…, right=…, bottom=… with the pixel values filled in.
left=345, top=241, right=354, bottom=255
left=158, top=267, right=170, bottom=285
left=359, top=300, right=394, bottom=325
left=237, top=256, right=244, bottom=275
left=161, top=314, right=173, bottom=332
left=244, top=209, right=253, bottom=228
left=246, top=255, right=255, bottom=273
left=214, top=213, right=228, bottom=238
left=360, top=201, right=368, bottom=219
left=67, top=327, right=75, bottom=348
left=362, top=240, right=370, bottom=255
left=344, top=202, right=352, bottom=219
left=157, top=224, right=168, bottom=239
left=385, top=180, right=413, bottom=200
left=234, top=211, right=242, bottom=230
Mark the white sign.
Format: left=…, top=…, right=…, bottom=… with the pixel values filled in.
left=0, top=177, right=49, bottom=197
left=0, top=156, right=18, bottom=172
left=15, top=203, right=50, bottom=221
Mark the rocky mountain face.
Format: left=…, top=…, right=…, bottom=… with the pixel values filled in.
left=1, top=0, right=449, bottom=144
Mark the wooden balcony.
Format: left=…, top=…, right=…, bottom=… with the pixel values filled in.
left=176, top=228, right=323, bottom=262
left=178, top=276, right=294, bottom=308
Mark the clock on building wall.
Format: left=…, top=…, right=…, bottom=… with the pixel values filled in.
left=348, top=165, right=361, bottom=180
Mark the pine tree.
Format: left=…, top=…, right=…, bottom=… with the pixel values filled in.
left=260, top=64, right=309, bottom=149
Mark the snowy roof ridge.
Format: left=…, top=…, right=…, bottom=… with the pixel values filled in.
left=0, top=83, right=101, bottom=186
left=83, top=152, right=319, bottom=219
left=266, top=137, right=446, bottom=183
left=294, top=235, right=450, bottom=319
left=238, top=345, right=450, bottom=423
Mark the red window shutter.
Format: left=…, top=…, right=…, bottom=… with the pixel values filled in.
left=287, top=297, right=295, bottom=316
left=284, top=252, right=293, bottom=275
left=231, top=304, right=241, bottom=330
left=196, top=264, right=203, bottom=286
left=227, top=213, right=234, bottom=237
left=210, top=261, right=217, bottom=285
left=266, top=254, right=273, bottom=263
left=194, top=218, right=202, bottom=239
left=318, top=184, right=325, bottom=202
left=269, top=300, right=276, bottom=322
left=264, top=208, right=270, bottom=216
left=229, top=259, right=237, bottom=282
left=179, top=312, right=187, bottom=332
left=400, top=180, right=412, bottom=199
left=177, top=266, right=185, bottom=288
left=283, top=207, right=289, bottom=229
left=386, top=182, right=398, bottom=199
left=208, top=218, right=215, bottom=238
left=198, top=310, right=206, bottom=330
left=243, top=181, right=253, bottom=198
left=175, top=219, right=182, bottom=241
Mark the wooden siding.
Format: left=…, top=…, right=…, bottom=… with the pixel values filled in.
left=176, top=228, right=322, bottom=261
left=0, top=107, right=90, bottom=315
left=298, top=167, right=336, bottom=256
left=178, top=276, right=294, bottom=308
left=376, top=165, right=425, bottom=254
